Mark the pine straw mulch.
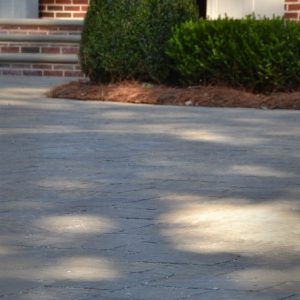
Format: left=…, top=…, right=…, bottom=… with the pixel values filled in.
left=48, top=80, right=300, bottom=109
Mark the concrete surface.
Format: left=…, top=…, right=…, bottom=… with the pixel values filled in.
left=0, top=76, right=300, bottom=300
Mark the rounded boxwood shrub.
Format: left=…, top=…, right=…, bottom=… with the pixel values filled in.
left=80, top=0, right=198, bottom=83
left=167, top=17, right=300, bottom=92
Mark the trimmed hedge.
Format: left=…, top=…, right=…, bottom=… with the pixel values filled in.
left=80, top=0, right=198, bottom=83
left=167, top=17, right=300, bottom=92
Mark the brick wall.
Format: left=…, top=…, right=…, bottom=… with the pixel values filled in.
left=39, top=0, right=89, bottom=19
left=285, top=0, right=300, bottom=20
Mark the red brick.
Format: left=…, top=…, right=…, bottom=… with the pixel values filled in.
left=44, top=70, right=63, bottom=76
left=62, top=47, right=78, bottom=54
left=23, top=70, right=43, bottom=76
left=48, top=5, right=63, bottom=10
left=285, top=12, right=299, bottom=18
left=19, top=25, right=39, bottom=30
left=11, top=64, right=29, bottom=69
left=58, top=25, right=82, bottom=31
left=38, top=25, right=59, bottom=31
left=73, top=12, right=86, bottom=18
left=1, top=47, right=19, bottom=53
left=64, top=70, right=82, bottom=77
left=32, top=64, right=53, bottom=70
left=56, top=12, right=72, bottom=18
left=288, top=4, right=300, bottom=10
left=73, top=0, right=89, bottom=4
left=2, top=26, right=13, bottom=30
left=65, top=5, right=80, bottom=11
left=81, top=5, right=88, bottom=11
left=53, top=64, right=74, bottom=70
left=40, top=0, right=55, bottom=4
left=40, top=12, right=55, bottom=18
left=21, top=47, right=40, bottom=53
left=3, top=70, right=22, bottom=75
left=42, top=47, right=61, bottom=54
left=55, top=0, right=71, bottom=3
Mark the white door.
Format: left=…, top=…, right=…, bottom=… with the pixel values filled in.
left=207, top=0, right=284, bottom=19
left=0, top=0, right=38, bottom=18
left=254, top=0, right=284, bottom=18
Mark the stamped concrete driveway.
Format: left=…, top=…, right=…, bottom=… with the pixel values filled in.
left=0, top=76, right=300, bottom=300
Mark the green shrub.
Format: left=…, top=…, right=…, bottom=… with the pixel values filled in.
left=80, top=0, right=198, bottom=83
left=167, top=17, right=300, bottom=92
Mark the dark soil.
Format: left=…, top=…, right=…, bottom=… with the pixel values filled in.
left=49, top=80, right=300, bottom=109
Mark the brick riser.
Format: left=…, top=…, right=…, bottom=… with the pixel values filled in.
left=0, top=22, right=83, bottom=77
left=0, top=43, right=79, bottom=55
left=0, top=41, right=79, bottom=54
left=0, top=63, right=81, bottom=77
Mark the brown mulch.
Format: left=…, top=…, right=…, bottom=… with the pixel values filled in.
left=48, top=80, right=300, bottom=109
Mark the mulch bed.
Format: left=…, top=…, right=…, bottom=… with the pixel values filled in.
left=49, top=80, right=300, bottom=109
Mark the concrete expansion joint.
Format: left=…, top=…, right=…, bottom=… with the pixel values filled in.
left=206, top=255, right=242, bottom=266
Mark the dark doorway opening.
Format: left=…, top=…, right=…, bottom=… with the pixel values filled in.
left=197, top=0, right=207, bottom=18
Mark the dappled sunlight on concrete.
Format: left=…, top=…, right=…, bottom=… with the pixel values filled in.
left=0, top=99, right=79, bottom=110
left=35, top=215, right=117, bottom=234
left=1, top=75, right=299, bottom=299
left=0, top=87, right=49, bottom=95
left=268, top=128, right=300, bottom=136
left=233, top=117, right=275, bottom=125
left=228, top=164, right=296, bottom=178
left=101, top=110, right=140, bottom=120
left=159, top=200, right=300, bottom=255
left=0, top=126, right=89, bottom=136
left=173, top=129, right=265, bottom=145
left=42, top=256, right=120, bottom=281
left=176, top=130, right=230, bottom=142
left=0, top=256, right=120, bottom=282
left=0, top=245, right=17, bottom=256
left=161, top=194, right=227, bottom=204
left=229, top=266, right=300, bottom=290
left=36, top=179, right=94, bottom=191
left=1, top=201, right=53, bottom=211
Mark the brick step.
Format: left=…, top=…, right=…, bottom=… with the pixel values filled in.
left=0, top=62, right=82, bottom=77
left=0, top=41, right=80, bottom=56
left=0, top=53, right=81, bottom=77
left=0, top=18, right=83, bottom=31
left=0, top=18, right=83, bottom=77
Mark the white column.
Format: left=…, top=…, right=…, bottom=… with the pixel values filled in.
left=207, top=0, right=218, bottom=19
